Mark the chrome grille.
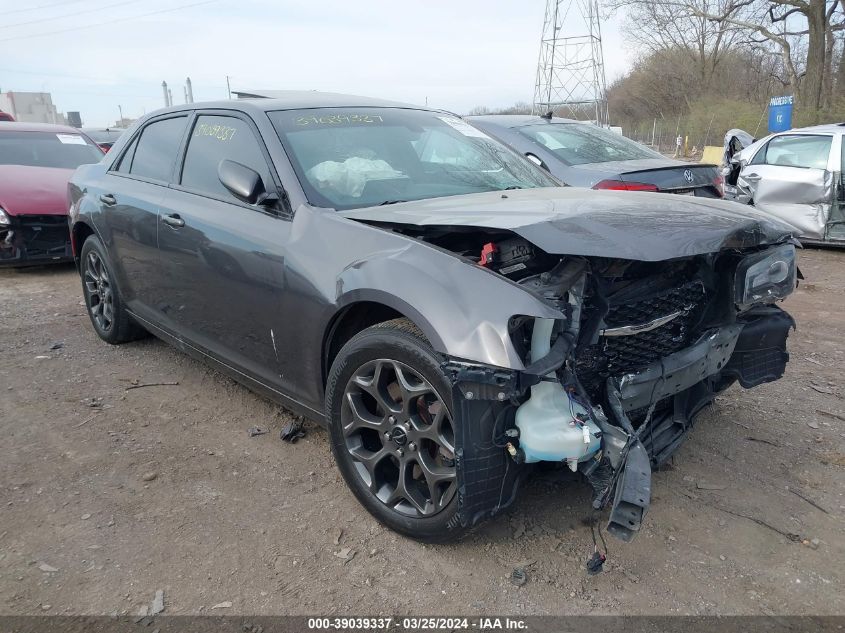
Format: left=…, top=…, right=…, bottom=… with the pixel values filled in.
left=576, top=280, right=706, bottom=393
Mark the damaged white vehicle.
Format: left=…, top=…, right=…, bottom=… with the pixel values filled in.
left=724, top=124, right=845, bottom=245
left=69, top=94, right=799, bottom=547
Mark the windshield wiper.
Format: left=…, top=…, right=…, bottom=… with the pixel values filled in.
left=501, top=185, right=523, bottom=190
left=378, top=200, right=407, bottom=205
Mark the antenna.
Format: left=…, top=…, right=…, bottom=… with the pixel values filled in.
left=532, top=0, right=609, bottom=125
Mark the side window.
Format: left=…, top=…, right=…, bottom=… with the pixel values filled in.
left=180, top=115, right=271, bottom=200
left=129, top=116, right=188, bottom=182
left=760, top=134, right=832, bottom=169
left=114, top=136, right=138, bottom=173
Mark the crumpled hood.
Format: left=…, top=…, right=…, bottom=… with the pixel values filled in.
left=0, top=165, right=74, bottom=216
left=340, top=188, right=795, bottom=261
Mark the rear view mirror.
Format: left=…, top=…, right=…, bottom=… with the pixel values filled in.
left=218, top=159, right=267, bottom=205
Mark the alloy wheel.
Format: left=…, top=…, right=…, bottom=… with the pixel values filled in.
left=84, top=251, right=114, bottom=332
left=341, top=359, right=457, bottom=517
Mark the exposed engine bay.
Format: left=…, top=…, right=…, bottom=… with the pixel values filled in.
left=391, top=224, right=797, bottom=543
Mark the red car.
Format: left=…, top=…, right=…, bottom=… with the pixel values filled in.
left=0, top=122, right=104, bottom=267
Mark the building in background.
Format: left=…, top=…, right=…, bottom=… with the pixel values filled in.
left=0, top=91, right=67, bottom=124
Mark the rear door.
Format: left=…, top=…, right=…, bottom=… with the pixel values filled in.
left=740, top=133, right=834, bottom=239
left=155, top=111, right=291, bottom=389
left=100, top=114, right=189, bottom=321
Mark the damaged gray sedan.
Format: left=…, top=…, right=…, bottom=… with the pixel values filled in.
left=69, top=93, right=798, bottom=543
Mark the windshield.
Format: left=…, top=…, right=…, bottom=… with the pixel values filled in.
left=0, top=130, right=103, bottom=169
left=269, top=108, right=558, bottom=210
left=519, top=123, right=662, bottom=166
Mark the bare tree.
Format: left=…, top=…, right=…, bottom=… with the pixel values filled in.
left=606, top=0, right=755, bottom=90
left=688, top=0, right=845, bottom=109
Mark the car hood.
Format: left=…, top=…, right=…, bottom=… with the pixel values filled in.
left=0, top=165, right=74, bottom=216
left=340, top=188, right=795, bottom=261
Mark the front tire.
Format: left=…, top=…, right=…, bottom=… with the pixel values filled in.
left=80, top=235, right=145, bottom=345
left=325, top=318, right=464, bottom=542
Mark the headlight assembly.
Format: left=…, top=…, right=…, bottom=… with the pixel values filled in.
left=735, top=244, right=796, bottom=310
left=0, top=207, right=10, bottom=227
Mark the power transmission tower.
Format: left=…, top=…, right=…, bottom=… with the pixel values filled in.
left=532, top=0, right=609, bottom=125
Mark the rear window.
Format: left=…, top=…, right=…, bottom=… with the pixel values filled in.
left=518, top=123, right=661, bottom=166
left=128, top=116, right=188, bottom=182
left=0, top=130, right=103, bottom=169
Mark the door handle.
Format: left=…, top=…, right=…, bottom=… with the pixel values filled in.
left=743, top=173, right=762, bottom=183
left=162, top=213, right=185, bottom=228
left=99, top=193, right=116, bottom=206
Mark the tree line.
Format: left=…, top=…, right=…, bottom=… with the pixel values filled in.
left=468, top=0, right=845, bottom=149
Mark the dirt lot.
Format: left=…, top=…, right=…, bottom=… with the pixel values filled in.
left=1, top=248, right=843, bottom=616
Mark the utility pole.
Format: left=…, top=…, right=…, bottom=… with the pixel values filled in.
left=532, top=0, right=609, bottom=125
left=118, top=104, right=124, bottom=125
left=186, top=77, right=194, bottom=103
left=161, top=80, right=169, bottom=107
left=226, top=75, right=232, bottom=99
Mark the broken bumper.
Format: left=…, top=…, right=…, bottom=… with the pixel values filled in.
left=603, top=305, right=794, bottom=540
left=0, top=214, right=73, bottom=267
left=445, top=305, right=794, bottom=542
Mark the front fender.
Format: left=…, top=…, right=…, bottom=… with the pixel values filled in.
left=336, top=246, right=563, bottom=370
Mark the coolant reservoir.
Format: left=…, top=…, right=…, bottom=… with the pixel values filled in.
left=515, top=318, right=601, bottom=468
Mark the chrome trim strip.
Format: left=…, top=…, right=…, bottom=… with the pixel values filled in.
left=600, top=310, right=684, bottom=337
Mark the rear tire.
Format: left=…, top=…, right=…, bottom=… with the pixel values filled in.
left=80, top=235, right=145, bottom=345
left=325, top=318, right=465, bottom=542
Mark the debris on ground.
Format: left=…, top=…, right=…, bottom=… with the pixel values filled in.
left=280, top=419, right=306, bottom=443
left=125, top=381, right=179, bottom=391
left=334, top=547, right=355, bottom=562
left=50, top=342, right=64, bottom=350
left=142, top=471, right=158, bottom=482
left=509, top=568, right=527, bottom=587
left=787, top=487, right=830, bottom=515
left=809, top=384, right=834, bottom=395
left=816, top=409, right=845, bottom=422
left=151, top=589, right=165, bottom=615
left=746, top=436, right=779, bottom=447
left=247, top=426, right=268, bottom=437
left=332, top=528, right=343, bottom=545
left=37, top=563, right=58, bottom=573
left=211, top=601, right=232, bottom=609
left=696, top=481, right=727, bottom=491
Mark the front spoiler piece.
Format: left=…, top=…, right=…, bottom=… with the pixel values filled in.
left=606, top=439, right=651, bottom=542
left=616, top=324, right=744, bottom=412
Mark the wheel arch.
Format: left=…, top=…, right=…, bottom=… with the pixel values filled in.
left=322, top=293, right=443, bottom=387
left=71, top=220, right=97, bottom=270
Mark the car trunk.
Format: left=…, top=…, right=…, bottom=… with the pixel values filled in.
left=577, top=159, right=722, bottom=197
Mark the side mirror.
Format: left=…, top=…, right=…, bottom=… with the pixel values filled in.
left=525, top=153, right=549, bottom=171
left=218, top=159, right=268, bottom=205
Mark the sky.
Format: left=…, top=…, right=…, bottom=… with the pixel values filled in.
left=0, top=0, right=633, bottom=127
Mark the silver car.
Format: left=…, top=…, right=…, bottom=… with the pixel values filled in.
left=726, top=123, right=845, bottom=244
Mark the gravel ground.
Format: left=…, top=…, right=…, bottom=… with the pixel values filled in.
left=1, top=248, right=843, bottom=616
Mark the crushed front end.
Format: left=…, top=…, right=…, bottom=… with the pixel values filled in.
left=0, top=212, right=73, bottom=267
left=443, top=240, right=797, bottom=541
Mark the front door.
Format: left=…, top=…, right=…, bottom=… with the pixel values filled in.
left=740, top=133, right=834, bottom=240
left=155, top=112, right=291, bottom=390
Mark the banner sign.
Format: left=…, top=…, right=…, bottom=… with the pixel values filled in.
left=768, top=95, right=794, bottom=132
